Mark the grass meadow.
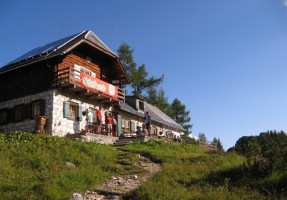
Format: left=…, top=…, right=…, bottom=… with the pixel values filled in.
left=0, top=132, right=283, bottom=199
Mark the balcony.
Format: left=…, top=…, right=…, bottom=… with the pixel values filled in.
left=54, top=67, right=125, bottom=103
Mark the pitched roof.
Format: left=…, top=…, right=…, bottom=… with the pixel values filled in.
left=0, top=30, right=121, bottom=75
left=6, top=32, right=84, bottom=67
left=145, top=103, right=183, bottom=130
left=118, top=102, right=183, bottom=131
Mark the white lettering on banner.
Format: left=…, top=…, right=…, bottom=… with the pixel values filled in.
left=109, top=84, right=115, bottom=96
left=80, top=73, right=119, bottom=98
left=83, top=77, right=107, bottom=92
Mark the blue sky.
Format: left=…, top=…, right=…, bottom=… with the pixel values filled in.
left=1, top=0, right=287, bottom=149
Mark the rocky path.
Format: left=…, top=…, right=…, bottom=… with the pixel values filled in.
left=72, top=153, right=161, bottom=200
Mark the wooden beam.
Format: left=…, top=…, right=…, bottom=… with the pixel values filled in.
left=76, top=89, right=89, bottom=95
left=61, top=84, right=75, bottom=90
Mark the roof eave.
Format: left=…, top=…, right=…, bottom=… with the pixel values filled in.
left=0, top=53, right=63, bottom=75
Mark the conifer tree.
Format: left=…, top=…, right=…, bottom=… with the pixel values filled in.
left=117, top=43, right=192, bottom=135
left=212, top=137, right=224, bottom=151
left=145, top=88, right=170, bottom=113
left=169, top=98, right=192, bottom=135
left=198, top=132, right=207, bottom=144
left=216, top=138, right=224, bottom=151
left=117, top=43, right=136, bottom=80
left=117, top=43, right=163, bottom=97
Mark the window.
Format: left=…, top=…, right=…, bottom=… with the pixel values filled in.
left=31, top=100, right=46, bottom=119
left=32, top=101, right=41, bottom=118
left=136, top=100, right=145, bottom=111
left=63, top=101, right=82, bottom=121
left=69, top=103, right=78, bottom=119
left=15, top=104, right=24, bottom=122
left=0, top=101, right=45, bottom=124
left=122, top=118, right=130, bottom=132
left=130, top=120, right=135, bottom=132
left=0, top=109, right=8, bottom=125
left=139, top=101, right=145, bottom=111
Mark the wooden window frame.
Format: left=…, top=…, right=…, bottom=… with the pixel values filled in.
left=122, top=117, right=130, bottom=132
left=69, top=103, right=78, bottom=120
left=14, top=104, right=24, bottom=122
left=130, top=120, right=135, bottom=132
left=139, top=101, right=144, bottom=111
left=31, top=100, right=41, bottom=118
left=63, top=101, right=82, bottom=121
left=31, top=99, right=46, bottom=119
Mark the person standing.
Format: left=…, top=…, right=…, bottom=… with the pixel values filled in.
left=97, top=106, right=103, bottom=133
left=112, top=114, right=117, bottom=137
left=105, top=112, right=112, bottom=136
left=144, top=111, right=151, bottom=136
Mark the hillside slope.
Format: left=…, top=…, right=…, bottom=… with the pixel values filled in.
left=0, top=132, right=284, bottom=199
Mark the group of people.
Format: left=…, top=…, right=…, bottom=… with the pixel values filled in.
left=95, top=107, right=152, bottom=137
left=94, top=107, right=182, bottom=142
left=96, top=107, right=117, bottom=136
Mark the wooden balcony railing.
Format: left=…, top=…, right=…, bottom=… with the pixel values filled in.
left=54, top=67, right=125, bottom=103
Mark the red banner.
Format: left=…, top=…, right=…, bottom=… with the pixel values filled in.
left=80, top=73, right=118, bottom=99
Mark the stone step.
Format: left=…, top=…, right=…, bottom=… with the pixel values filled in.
left=113, top=135, right=145, bottom=146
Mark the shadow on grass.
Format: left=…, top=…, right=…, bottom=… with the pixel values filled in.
left=182, top=155, right=287, bottom=199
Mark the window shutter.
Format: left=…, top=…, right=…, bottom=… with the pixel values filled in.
left=78, top=106, right=82, bottom=121
left=40, top=100, right=46, bottom=116
left=117, top=114, right=122, bottom=136
left=130, top=121, right=135, bottom=132
left=63, top=102, right=70, bottom=118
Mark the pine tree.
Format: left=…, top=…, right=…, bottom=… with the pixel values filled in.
left=216, top=138, right=224, bottom=151
left=212, top=137, right=218, bottom=145
left=213, top=137, right=224, bottom=151
left=117, top=43, right=164, bottom=97
left=198, top=132, right=207, bottom=144
left=145, top=88, right=170, bottom=113
left=117, top=43, right=192, bottom=136
left=169, top=98, right=192, bottom=135
left=117, top=43, right=136, bottom=80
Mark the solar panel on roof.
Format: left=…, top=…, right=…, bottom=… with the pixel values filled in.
left=0, top=30, right=118, bottom=75
left=6, top=32, right=83, bottom=66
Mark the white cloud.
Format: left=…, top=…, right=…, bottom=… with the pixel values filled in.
left=283, top=0, right=287, bottom=7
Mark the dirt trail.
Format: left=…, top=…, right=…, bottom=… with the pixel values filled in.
left=76, top=153, right=161, bottom=200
